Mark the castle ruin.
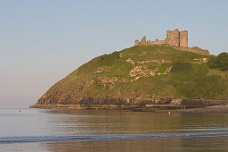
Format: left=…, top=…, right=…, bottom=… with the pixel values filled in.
left=135, top=29, right=209, bottom=54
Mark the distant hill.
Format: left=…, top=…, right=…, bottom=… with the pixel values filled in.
left=30, top=45, right=228, bottom=110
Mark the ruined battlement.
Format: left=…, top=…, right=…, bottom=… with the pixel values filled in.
left=135, top=29, right=188, bottom=47
left=135, top=29, right=209, bottom=54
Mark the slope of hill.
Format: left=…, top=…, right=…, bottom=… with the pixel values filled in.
left=30, top=45, right=228, bottom=110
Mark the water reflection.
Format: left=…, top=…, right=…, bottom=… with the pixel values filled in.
left=42, top=110, right=182, bottom=135
left=40, top=110, right=228, bottom=151
left=41, top=109, right=228, bottom=135
left=1, top=108, right=228, bottom=151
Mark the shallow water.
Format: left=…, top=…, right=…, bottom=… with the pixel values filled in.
left=1, top=108, right=228, bottom=151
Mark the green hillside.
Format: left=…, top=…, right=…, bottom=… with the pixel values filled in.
left=31, top=45, right=228, bottom=109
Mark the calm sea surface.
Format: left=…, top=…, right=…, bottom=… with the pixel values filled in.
left=1, top=107, right=228, bottom=152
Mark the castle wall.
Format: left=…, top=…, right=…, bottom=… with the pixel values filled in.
left=149, top=39, right=165, bottom=45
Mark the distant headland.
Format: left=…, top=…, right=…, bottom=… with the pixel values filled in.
left=30, top=29, right=228, bottom=111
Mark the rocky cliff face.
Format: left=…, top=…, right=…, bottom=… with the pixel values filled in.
left=30, top=45, right=228, bottom=109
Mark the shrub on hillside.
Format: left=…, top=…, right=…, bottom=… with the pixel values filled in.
left=170, top=63, right=192, bottom=73
left=208, top=52, right=228, bottom=71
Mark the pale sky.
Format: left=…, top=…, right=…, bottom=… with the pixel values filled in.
left=0, top=0, right=228, bottom=107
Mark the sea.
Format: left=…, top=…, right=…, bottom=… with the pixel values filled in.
left=1, top=107, right=228, bottom=152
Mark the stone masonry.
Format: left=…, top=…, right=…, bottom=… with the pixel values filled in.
left=135, top=29, right=188, bottom=47
left=134, top=29, right=209, bottom=54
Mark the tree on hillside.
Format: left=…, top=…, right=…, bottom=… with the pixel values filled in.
left=208, top=52, right=228, bottom=71
left=218, top=52, right=228, bottom=71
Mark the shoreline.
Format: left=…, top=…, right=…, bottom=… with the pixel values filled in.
left=30, top=102, right=228, bottom=113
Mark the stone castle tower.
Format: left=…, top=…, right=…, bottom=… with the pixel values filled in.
left=165, top=29, right=188, bottom=48
left=180, top=30, right=188, bottom=47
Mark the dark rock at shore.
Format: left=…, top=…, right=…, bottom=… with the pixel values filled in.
left=30, top=97, right=228, bottom=112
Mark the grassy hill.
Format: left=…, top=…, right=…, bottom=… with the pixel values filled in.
left=31, top=45, right=228, bottom=109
